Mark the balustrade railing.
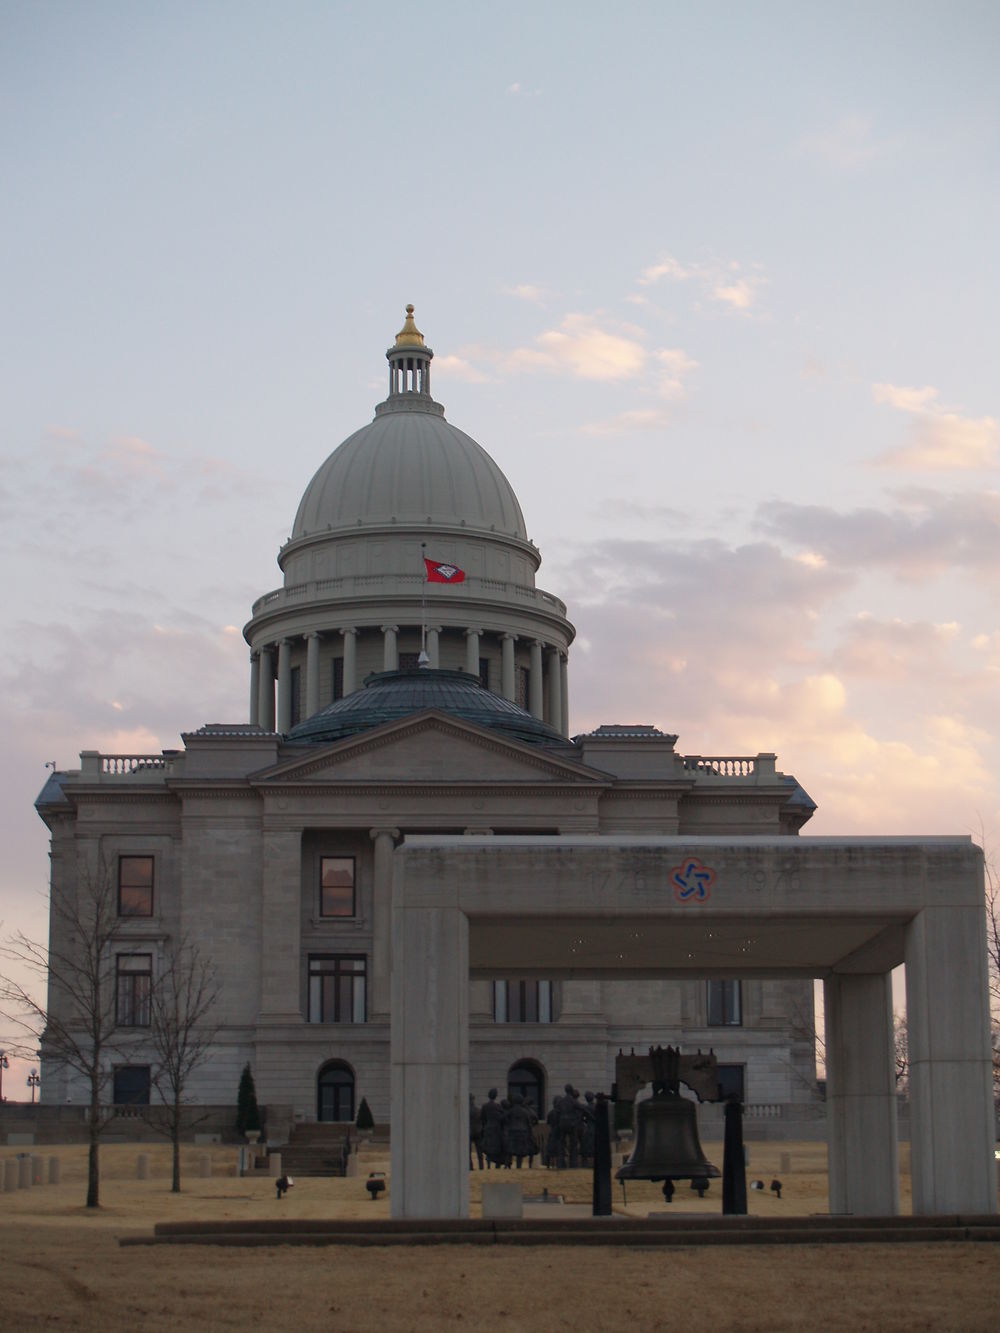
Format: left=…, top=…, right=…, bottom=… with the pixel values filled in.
left=682, top=756, right=758, bottom=778
left=100, top=754, right=166, bottom=776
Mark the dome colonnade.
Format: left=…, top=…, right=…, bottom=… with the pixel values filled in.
left=244, top=306, right=574, bottom=735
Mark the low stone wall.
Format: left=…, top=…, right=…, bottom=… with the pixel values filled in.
left=1, top=1103, right=254, bottom=1146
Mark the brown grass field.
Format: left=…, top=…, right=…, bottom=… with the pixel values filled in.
left=2, top=1139, right=999, bottom=1331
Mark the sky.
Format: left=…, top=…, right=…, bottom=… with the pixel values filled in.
left=1, top=2, right=998, bottom=1096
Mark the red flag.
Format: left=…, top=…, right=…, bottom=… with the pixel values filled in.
left=423, top=557, right=466, bottom=584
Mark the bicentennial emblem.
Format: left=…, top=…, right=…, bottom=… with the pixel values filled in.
left=670, top=857, right=716, bottom=903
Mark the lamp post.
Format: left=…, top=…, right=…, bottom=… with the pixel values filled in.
left=0, top=1050, right=8, bottom=1102
left=27, top=1068, right=40, bottom=1104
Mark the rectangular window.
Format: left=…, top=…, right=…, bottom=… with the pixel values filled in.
left=707, top=980, right=742, bottom=1026
left=113, top=1065, right=151, bottom=1105
left=492, top=979, right=554, bottom=1023
left=399, top=651, right=421, bottom=670
left=478, top=656, right=489, bottom=689
left=309, top=955, right=366, bottom=1023
left=116, top=954, right=152, bottom=1027
left=320, top=856, right=356, bottom=917
left=716, top=1064, right=746, bottom=1102
left=290, top=665, right=302, bottom=727
left=516, top=667, right=529, bottom=709
left=118, top=856, right=154, bottom=917
left=332, top=657, right=344, bottom=702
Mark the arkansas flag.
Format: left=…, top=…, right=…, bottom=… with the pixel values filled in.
left=424, top=557, right=466, bottom=584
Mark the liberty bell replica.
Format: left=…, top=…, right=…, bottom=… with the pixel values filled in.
left=615, top=1045, right=720, bottom=1202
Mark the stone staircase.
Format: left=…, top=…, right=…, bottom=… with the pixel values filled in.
left=278, top=1122, right=354, bottom=1177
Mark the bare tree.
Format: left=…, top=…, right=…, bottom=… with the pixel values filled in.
left=985, top=852, right=1000, bottom=1107
left=147, top=939, right=221, bottom=1192
left=0, top=858, right=124, bottom=1208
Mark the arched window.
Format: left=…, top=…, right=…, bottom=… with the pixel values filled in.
left=507, top=1059, right=545, bottom=1115
left=317, top=1060, right=355, bottom=1123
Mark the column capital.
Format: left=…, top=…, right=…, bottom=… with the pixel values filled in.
left=380, top=624, right=399, bottom=634
left=500, top=631, right=518, bottom=643
left=340, top=625, right=358, bottom=637
left=369, top=826, right=401, bottom=844
left=464, top=626, right=482, bottom=639
left=304, top=630, right=320, bottom=641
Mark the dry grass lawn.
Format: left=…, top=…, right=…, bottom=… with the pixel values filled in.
left=2, top=1140, right=999, bottom=1331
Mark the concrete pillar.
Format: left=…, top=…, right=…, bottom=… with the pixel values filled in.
left=257, top=645, right=275, bottom=731
left=370, top=827, right=400, bottom=1020
left=391, top=888, right=468, bottom=1218
left=500, top=634, right=516, bottom=701
left=824, top=972, right=899, bottom=1216
left=560, top=655, right=569, bottom=736
left=259, top=828, right=304, bottom=1022
left=528, top=641, right=544, bottom=719
left=305, top=633, right=321, bottom=718
left=427, top=626, right=441, bottom=669
left=249, top=652, right=260, bottom=725
left=137, top=1153, right=149, bottom=1180
left=547, top=648, right=562, bottom=731
left=3, top=1159, right=17, bottom=1191
left=905, top=904, right=998, bottom=1214
left=268, top=1152, right=282, bottom=1178
left=465, top=628, right=481, bottom=677
left=342, top=627, right=358, bottom=695
left=200, top=1153, right=212, bottom=1179
left=31, top=1156, right=44, bottom=1185
left=382, top=625, right=398, bottom=671
left=277, top=639, right=292, bottom=734
left=48, top=1157, right=60, bottom=1184
left=18, top=1157, right=32, bottom=1189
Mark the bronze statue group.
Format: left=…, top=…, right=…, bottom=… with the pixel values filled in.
left=470, top=1084, right=600, bottom=1171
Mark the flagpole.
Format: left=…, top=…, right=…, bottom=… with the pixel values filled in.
left=420, top=542, right=428, bottom=660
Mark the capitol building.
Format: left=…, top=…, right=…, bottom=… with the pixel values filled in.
left=36, top=307, right=821, bottom=1129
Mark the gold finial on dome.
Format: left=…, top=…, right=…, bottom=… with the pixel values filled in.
left=394, top=303, right=425, bottom=348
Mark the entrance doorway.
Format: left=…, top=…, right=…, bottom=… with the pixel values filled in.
left=507, top=1058, right=545, bottom=1114
left=317, top=1060, right=355, bottom=1122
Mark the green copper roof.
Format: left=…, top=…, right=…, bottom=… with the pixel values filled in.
left=286, top=668, right=571, bottom=749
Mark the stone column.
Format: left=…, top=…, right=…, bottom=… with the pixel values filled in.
left=824, top=972, right=899, bottom=1216
left=547, top=648, right=562, bottom=730
left=500, top=633, right=516, bottom=701
left=905, top=904, right=998, bottom=1214
left=382, top=625, right=399, bottom=671
left=560, top=655, right=569, bottom=736
left=370, top=827, right=400, bottom=1021
left=390, top=885, right=468, bottom=1218
left=427, top=626, right=441, bottom=669
left=528, top=641, right=544, bottom=719
left=249, top=652, right=260, bottom=726
left=305, top=632, right=320, bottom=718
left=258, top=828, right=303, bottom=1022
left=276, top=639, right=292, bottom=734
left=465, top=627, right=481, bottom=677
left=342, top=627, right=358, bottom=695
left=257, top=645, right=275, bottom=731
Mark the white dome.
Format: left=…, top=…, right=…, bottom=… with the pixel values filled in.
left=292, top=406, right=528, bottom=541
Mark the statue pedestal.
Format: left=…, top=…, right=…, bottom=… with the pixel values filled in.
left=481, top=1181, right=522, bottom=1219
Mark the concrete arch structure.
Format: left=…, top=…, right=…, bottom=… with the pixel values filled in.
left=390, top=835, right=998, bottom=1219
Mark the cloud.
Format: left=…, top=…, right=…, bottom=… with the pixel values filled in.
left=582, top=408, right=674, bottom=436
left=505, top=284, right=550, bottom=304
left=797, top=114, right=888, bottom=169
left=655, top=347, right=698, bottom=399
left=434, top=354, right=490, bottom=384
left=872, top=383, right=998, bottom=469
left=508, top=313, right=647, bottom=381
left=636, top=253, right=766, bottom=314
left=757, top=490, right=1000, bottom=580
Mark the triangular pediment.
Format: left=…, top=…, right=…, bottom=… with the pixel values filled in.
left=254, top=711, right=607, bottom=787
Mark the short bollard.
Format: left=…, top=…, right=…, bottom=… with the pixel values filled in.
left=32, top=1156, right=44, bottom=1185
left=18, top=1157, right=33, bottom=1189
left=137, top=1154, right=150, bottom=1181
left=779, top=1151, right=791, bottom=1173
left=268, top=1153, right=282, bottom=1178
left=199, top=1154, right=212, bottom=1179
left=48, top=1157, right=60, bottom=1185
left=3, top=1159, right=19, bottom=1192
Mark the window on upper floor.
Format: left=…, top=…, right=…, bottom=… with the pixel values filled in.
left=118, top=855, right=154, bottom=917
left=399, top=652, right=421, bottom=670
left=332, top=657, right=344, bottom=702
left=116, top=954, right=152, bottom=1027
left=308, top=955, right=366, bottom=1023
left=516, top=666, right=529, bottom=709
left=290, top=665, right=301, bottom=727
left=707, top=980, right=742, bottom=1026
left=320, top=856, right=356, bottom=917
left=492, top=979, right=555, bottom=1023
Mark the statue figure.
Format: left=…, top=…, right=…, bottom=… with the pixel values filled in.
left=506, top=1091, right=538, bottom=1169
left=480, top=1087, right=507, bottom=1169
left=544, top=1096, right=560, bottom=1168
left=469, top=1094, right=484, bottom=1170
left=554, top=1083, right=582, bottom=1168
left=580, top=1090, right=597, bottom=1166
